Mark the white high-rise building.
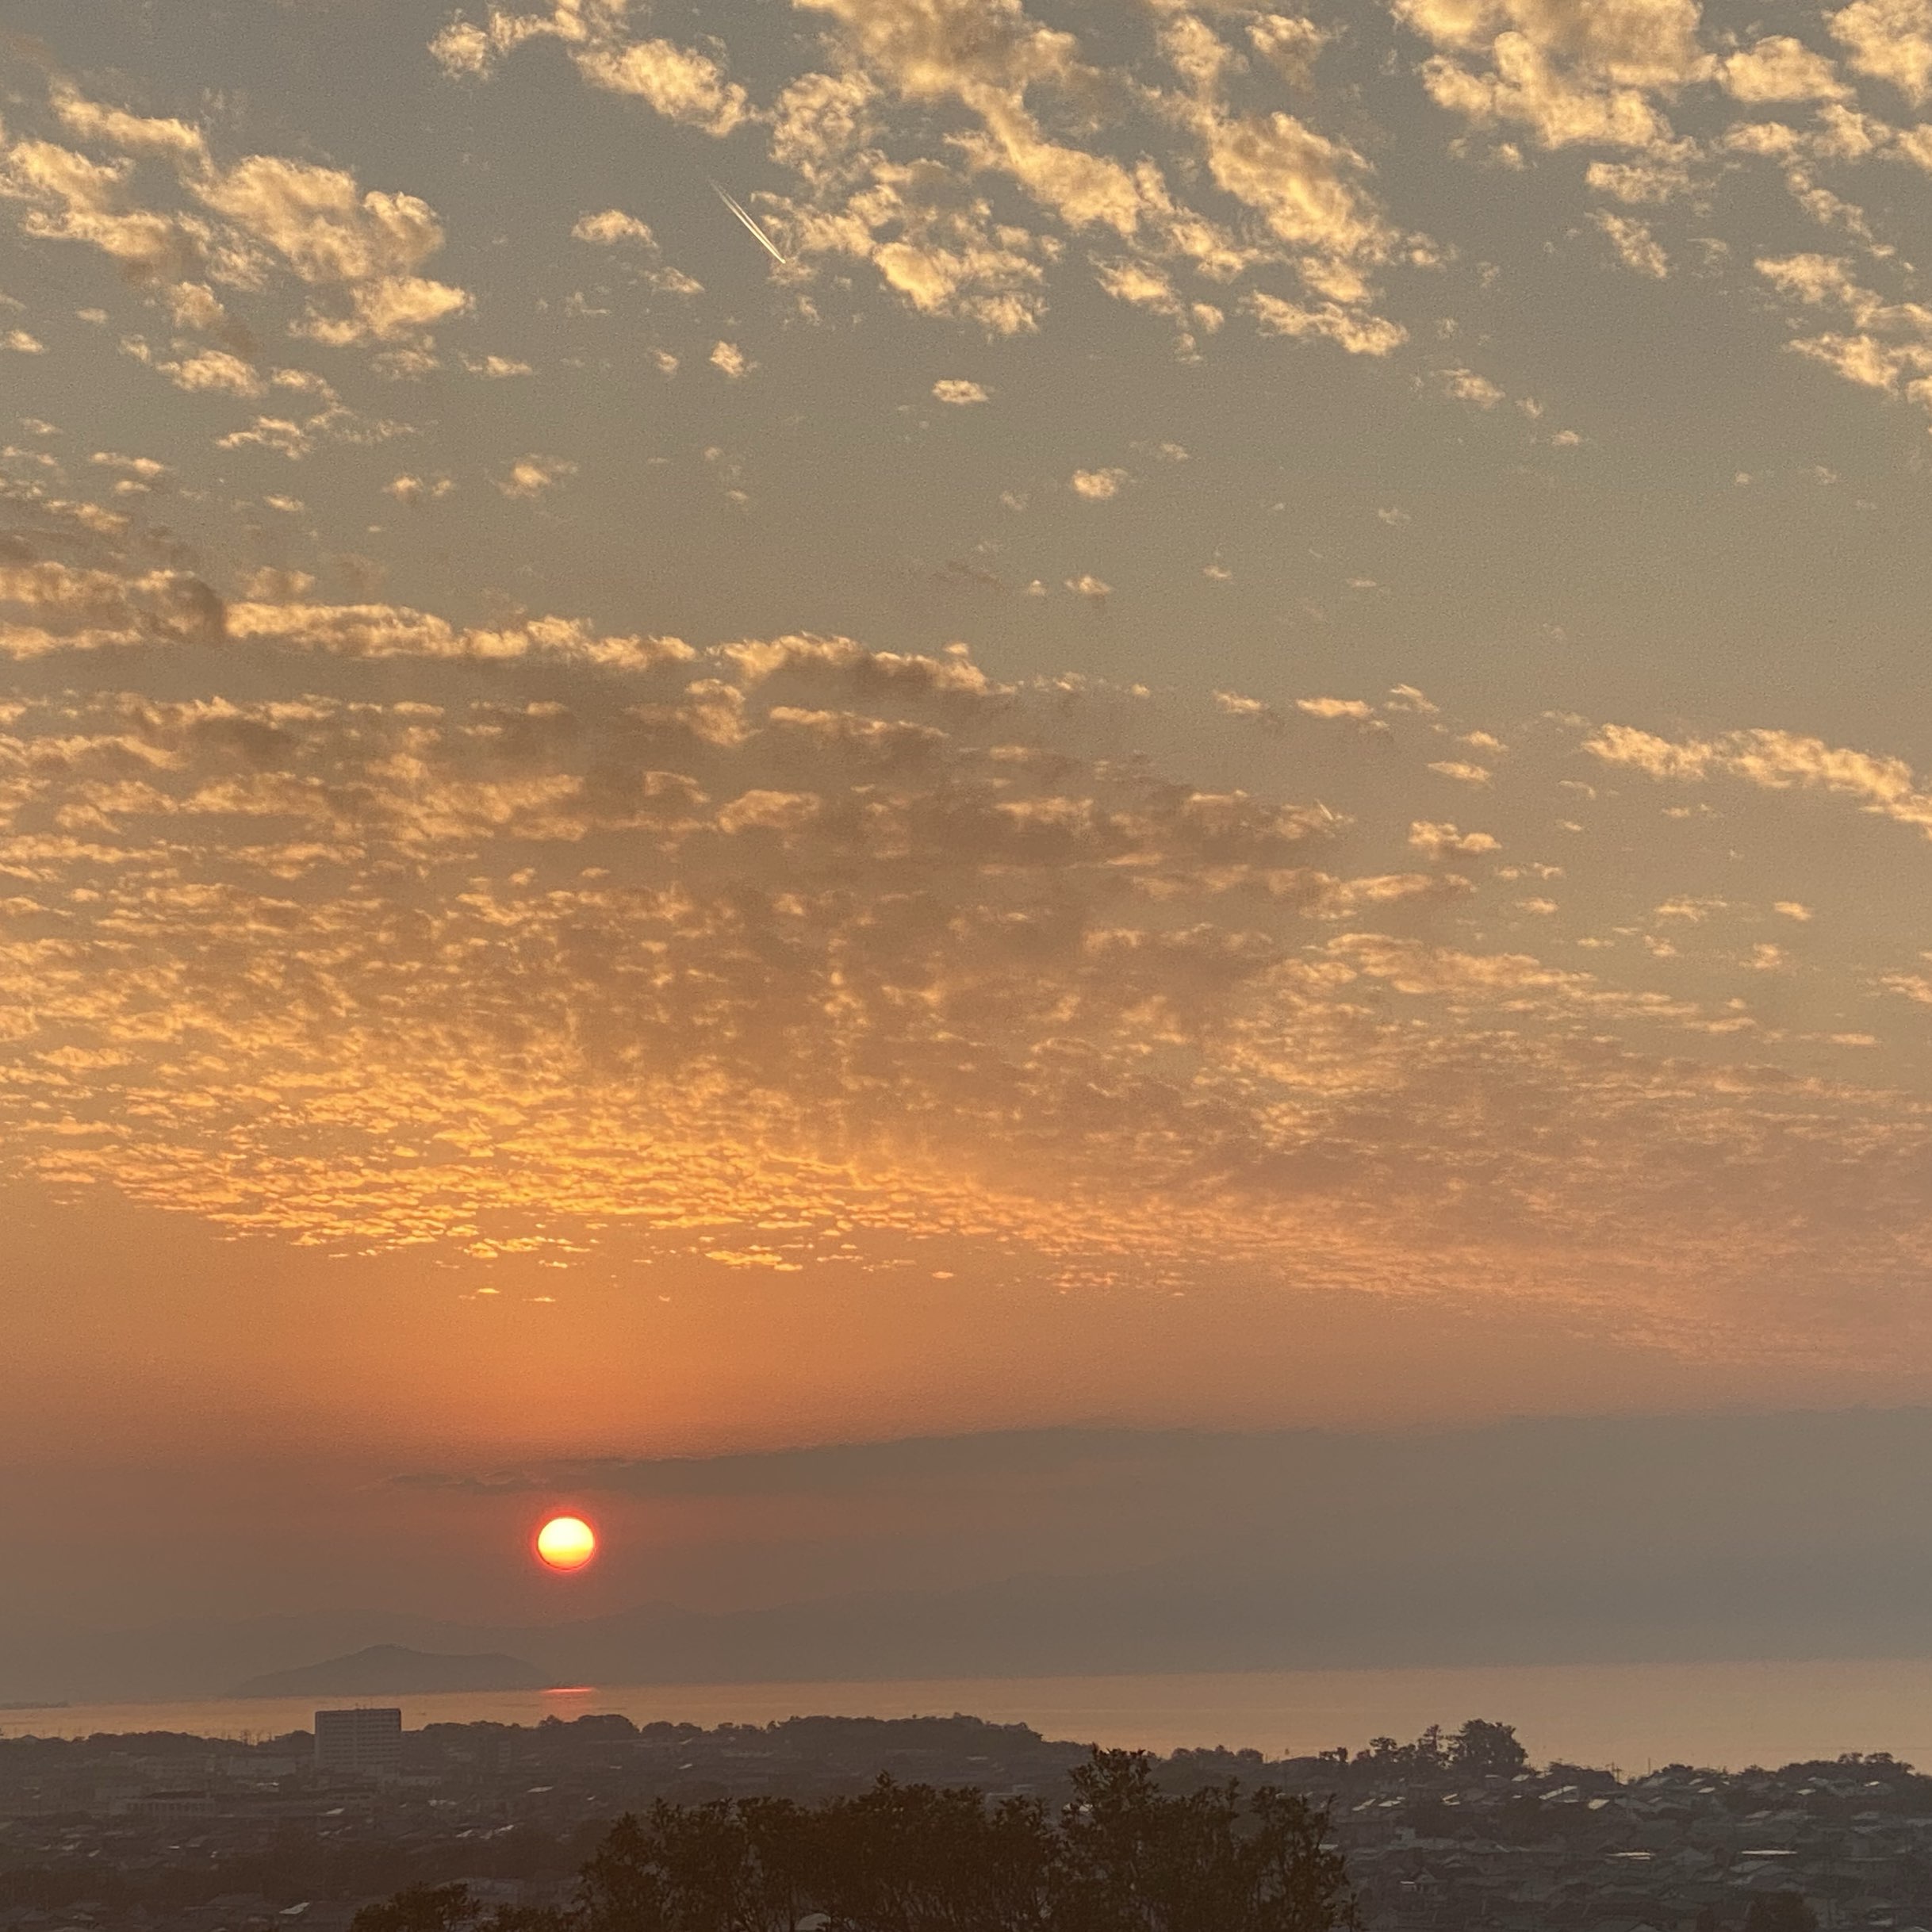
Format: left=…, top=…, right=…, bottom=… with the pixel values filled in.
left=313, top=1707, right=402, bottom=1778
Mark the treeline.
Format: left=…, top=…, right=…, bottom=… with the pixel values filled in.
left=1309, top=1718, right=1530, bottom=1780
left=0, top=1823, right=588, bottom=1919
left=353, top=1748, right=1357, bottom=1932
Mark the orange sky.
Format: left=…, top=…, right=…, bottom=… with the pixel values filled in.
left=9, top=0, right=1932, bottom=1649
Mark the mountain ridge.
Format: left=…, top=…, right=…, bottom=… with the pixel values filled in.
left=15, top=1539, right=1932, bottom=1707
left=228, top=1643, right=551, bottom=1699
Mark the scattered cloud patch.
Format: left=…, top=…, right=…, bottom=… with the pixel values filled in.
left=497, top=454, right=577, bottom=499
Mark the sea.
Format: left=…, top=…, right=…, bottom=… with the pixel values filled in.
left=10, top=1658, right=1932, bottom=1772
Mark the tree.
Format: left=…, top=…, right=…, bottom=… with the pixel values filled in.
left=1743, top=1895, right=1817, bottom=1932
left=811, top=1777, right=1053, bottom=1932
left=577, top=1813, right=672, bottom=1932
left=1241, top=1784, right=1359, bottom=1932
left=349, top=1884, right=569, bottom=1932
left=577, top=1799, right=810, bottom=1932
left=1052, top=1749, right=1357, bottom=1932
left=352, top=1885, right=479, bottom=1932
left=1362, top=1729, right=1448, bottom=1777
left=1448, top=1721, right=1529, bottom=1779
left=365, top=1750, right=1359, bottom=1932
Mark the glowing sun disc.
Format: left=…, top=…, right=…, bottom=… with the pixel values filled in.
left=535, top=1514, right=597, bottom=1571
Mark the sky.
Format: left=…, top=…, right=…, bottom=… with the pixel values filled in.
left=8, top=0, right=1932, bottom=1664
left=15, top=1411, right=1932, bottom=1697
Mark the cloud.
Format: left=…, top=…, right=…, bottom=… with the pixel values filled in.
left=6, top=592, right=1932, bottom=1358
left=1750, top=255, right=1932, bottom=415
left=197, top=158, right=441, bottom=286
left=0, top=558, right=225, bottom=655
left=573, top=209, right=656, bottom=247
left=1246, top=292, right=1407, bottom=355
left=576, top=41, right=751, bottom=133
left=49, top=82, right=208, bottom=164
left=1409, top=820, right=1502, bottom=857
left=568, top=209, right=706, bottom=299
left=213, top=416, right=313, bottom=459
left=432, top=1, right=749, bottom=131
left=1177, top=99, right=1394, bottom=301
left=1595, top=211, right=1670, bottom=278
left=1439, top=367, right=1506, bottom=407
left=435, top=0, right=1405, bottom=350
left=1586, top=721, right=1932, bottom=834
left=0, top=83, right=470, bottom=359
left=1830, top=0, right=1932, bottom=102
left=781, top=158, right=1056, bottom=335
left=385, top=473, right=455, bottom=504
left=163, top=347, right=266, bottom=397
left=1397, top=0, right=1709, bottom=150
left=497, top=454, right=577, bottom=498
left=227, top=602, right=688, bottom=671
left=22, top=8, right=1932, bottom=1385
left=1720, top=36, right=1850, bottom=103
left=0, top=136, right=201, bottom=282
left=90, top=451, right=171, bottom=485
left=1586, top=147, right=1697, bottom=203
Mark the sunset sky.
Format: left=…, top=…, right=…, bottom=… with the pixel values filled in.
left=8, top=0, right=1932, bottom=1658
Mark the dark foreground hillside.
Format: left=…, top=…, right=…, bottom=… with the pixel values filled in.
left=0, top=1715, right=1913, bottom=1932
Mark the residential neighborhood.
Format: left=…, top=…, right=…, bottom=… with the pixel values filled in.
left=2, top=1715, right=1926, bottom=1932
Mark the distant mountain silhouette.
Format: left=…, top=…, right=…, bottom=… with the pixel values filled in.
left=17, top=1539, right=1932, bottom=1706
left=15, top=1413, right=1932, bottom=1706
left=229, top=1643, right=550, bottom=1697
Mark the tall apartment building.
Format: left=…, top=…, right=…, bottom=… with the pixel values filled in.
left=313, top=1706, right=403, bottom=1778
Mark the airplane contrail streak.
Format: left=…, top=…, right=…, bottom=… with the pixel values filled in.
left=711, top=182, right=788, bottom=266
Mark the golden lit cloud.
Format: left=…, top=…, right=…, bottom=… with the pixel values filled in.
left=12, top=0, right=1932, bottom=1447
left=3, top=549, right=1932, bottom=1366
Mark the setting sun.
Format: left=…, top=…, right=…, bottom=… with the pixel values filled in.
left=535, top=1515, right=596, bottom=1573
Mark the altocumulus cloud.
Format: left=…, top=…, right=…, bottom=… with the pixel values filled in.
left=13, top=0, right=1932, bottom=426
left=400, top=0, right=1932, bottom=424
left=0, top=79, right=470, bottom=378
left=6, top=549, right=1932, bottom=1361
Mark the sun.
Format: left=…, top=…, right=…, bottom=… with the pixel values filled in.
left=534, top=1514, right=597, bottom=1572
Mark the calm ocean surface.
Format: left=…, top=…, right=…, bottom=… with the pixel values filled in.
left=12, top=1660, right=1932, bottom=1771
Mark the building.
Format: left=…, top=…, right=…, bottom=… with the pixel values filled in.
left=312, top=1708, right=402, bottom=1779
left=121, top=1791, right=219, bottom=1821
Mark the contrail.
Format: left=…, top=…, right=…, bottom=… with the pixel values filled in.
left=711, top=181, right=788, bottom=266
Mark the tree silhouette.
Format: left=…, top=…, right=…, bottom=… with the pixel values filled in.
left=351, top=1884, right=480, bottom=1932
left=1743, top=1894, right=1818, bottom=1932
left=1053, top=1750, right=1356, bottom=1932
left=577, top=1798, right=810, bottom=1932
left=810, top=1778, right=1054, bottom=1932
left=366, top=1749, right=1357, bottom=1932
left=1448, top=1721, right=1528, bottom=1779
